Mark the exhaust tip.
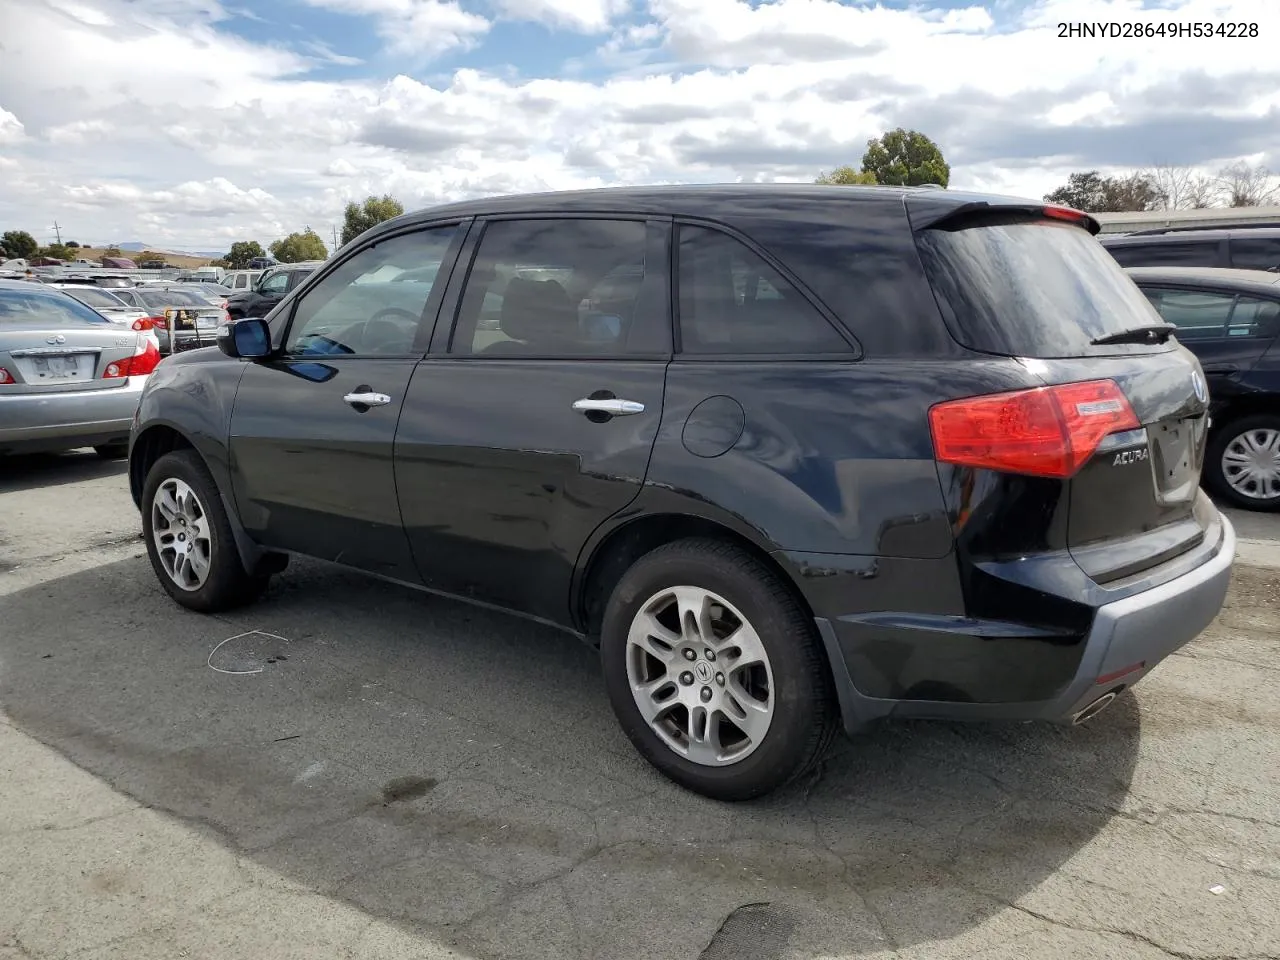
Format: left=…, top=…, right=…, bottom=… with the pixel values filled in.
left=1072, top=690, right=1119, bottom=726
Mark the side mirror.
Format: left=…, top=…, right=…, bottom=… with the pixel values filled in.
left=218, top=317, right=272, bottom=359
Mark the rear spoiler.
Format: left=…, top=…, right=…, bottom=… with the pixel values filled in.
left=906, top=198, right=1102, bottom=236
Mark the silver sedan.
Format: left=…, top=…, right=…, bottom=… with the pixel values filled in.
left=0, top=280, right=160, bottom=458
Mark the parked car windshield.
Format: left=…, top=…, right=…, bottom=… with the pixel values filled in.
left=916, top=218, right=1174, bottom=357
left=0, top=288, right=111, bottom=325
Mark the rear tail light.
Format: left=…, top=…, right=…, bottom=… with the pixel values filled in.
left=149, top=315, right=168, bottom=330
left=0, top=367, right=13, bottom=384
left=132, top=317, right=154, bottom=331
left=929, top=379, right=1140, bottom=479
left=103, top=338, right=161, bottom=379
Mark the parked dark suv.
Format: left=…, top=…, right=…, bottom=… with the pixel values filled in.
left=128, top=186, right=1236, bottom=800
left=225, top=264, right=317, bottom=320
left=1101, top=226, right=1280, bottom=271
left=1125, top=266, right=1280, bottom=510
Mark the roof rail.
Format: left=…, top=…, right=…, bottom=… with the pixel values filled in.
left=1124, top=221, right=1280, bottom=237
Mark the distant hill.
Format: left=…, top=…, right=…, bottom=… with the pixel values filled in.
left=78, top=247, right=215, bottom=269
left=111, top=241, right=226, bottom=258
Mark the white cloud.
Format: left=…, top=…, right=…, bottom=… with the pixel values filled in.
left=297, top=0, right=489, bottom=58
left=1, top=0, right=1277, bottom=249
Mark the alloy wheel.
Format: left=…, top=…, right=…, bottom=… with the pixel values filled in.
left=151, top=477, right=212, bottom=591
left=1222, top=427, right=1280, bottom=502
left=625, top=586, right=775, bottom=766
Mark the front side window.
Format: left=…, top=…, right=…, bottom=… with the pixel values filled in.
left=676, top=224, right=850, bottom=355
left=259, top=272, right=290, bottom=295
left=1230, top=238, right=1280, bottom=272
left=1227, top=296, right=1280, bottom=338
left=1141, top=288, right=1235, bottom=340
left=451, top=219, right=650, bottom=357
left=285, top=225, right=457, bottom=357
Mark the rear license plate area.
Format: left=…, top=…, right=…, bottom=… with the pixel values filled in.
left=1150, top=416, right=1205, bottom=502
left=29, top=354, right=92, bottom=381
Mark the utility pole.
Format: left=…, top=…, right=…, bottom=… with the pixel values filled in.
left=51, top=221, right=62, bottom=245
left=331, top=224, right=339, bottom=251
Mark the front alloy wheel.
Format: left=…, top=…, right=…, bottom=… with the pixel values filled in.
left=151, top=477, right=212, bottom=591
left=626, top=586, right=775, bottom=766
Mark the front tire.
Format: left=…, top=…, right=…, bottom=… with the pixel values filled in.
left=141, top=450, right=271, bottom=611
left=1205, top=414, right=1280, bottom=512
left=600, top=538, right=837, bottom=801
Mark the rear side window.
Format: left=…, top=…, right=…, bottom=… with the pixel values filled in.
left=916, top=219, right=1171, bottom=358
left=676, top=225, right=849, bottom=355
left=1140, top=288, right=1236, bottom=339
left=1228, top=296, right=1280, bottom=337
left=64, top=287, right=127, bottom=310
left=1230, top=238, right=1280, bottom=271
left=1105, top=241, right=1220, bottom=268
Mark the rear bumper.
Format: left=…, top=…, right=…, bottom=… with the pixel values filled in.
left=811, top=514, right=1236, bottom=733
left=0, top=376, right=148, bottom=454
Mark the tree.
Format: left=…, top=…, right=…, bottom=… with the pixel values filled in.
left=209, top=258, right=230, bottom=268
left=1149, top=165, right=1223, bottom=210
left=860, top=129, right=950, bottom=188
left=270, top=228, right=327, bottom=263
left=38, top=243, right=73, bottom=261
left=341, top=195, right=404, bottom=246
left=1043, top=170, right=1164, bottom=212
left=1, top=230, right=38, bottom=260
left=1217, top=162, right=1278, bottom=208
left=65, top=240, right=80, bottom=249
left=224, top=240, right=266, bottom=269
left=815, top=165, right=879, bottom=185
left=103, top=246, right=123, bottom=258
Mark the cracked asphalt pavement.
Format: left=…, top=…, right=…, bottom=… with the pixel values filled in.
left=2, top=450, right=1279, bottom=960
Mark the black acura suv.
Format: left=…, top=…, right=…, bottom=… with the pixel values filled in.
left=128, top=185, right=1236, bottom=800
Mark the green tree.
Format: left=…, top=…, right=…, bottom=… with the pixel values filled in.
left=860, top=129, right=950, bottom=187
left=1043, top=170, right=1165, bottom=213
left=102, top=246, right=123, bottom=258
left=270, top=228, right=327, bottom=263
left=1, top=230, right=38, bottom=260
left=341, top=194, right=404, bottom=246
left=815, top=165, right=879, bottom=185
left=39, top=243, right=73, bottom=261
left=65, top=240, right=80, bottom=249
left=224, top=240, right=266, bottom=269
left=209, top=258, right=230, bottom=268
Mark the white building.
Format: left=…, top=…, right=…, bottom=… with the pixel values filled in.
left=1094, top=205, right=1280, bottom=235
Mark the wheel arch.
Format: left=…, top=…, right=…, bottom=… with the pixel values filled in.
left=573, top=504, right=815, bottom=645
left=129, top=420, right=270, bottom=572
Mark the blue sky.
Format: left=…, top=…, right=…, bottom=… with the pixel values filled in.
left=1, top=0, right=1276, bottom=251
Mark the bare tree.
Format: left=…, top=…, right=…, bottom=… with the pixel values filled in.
left=1147, top=164, right=1223, bottom=210
left=1217, top=162, right=1279, bottom=208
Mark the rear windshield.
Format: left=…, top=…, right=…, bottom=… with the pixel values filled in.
left=0, top=289, right=111, bottom=326
left=64, top=287, right=128, bottom=310
left=139, top=289, right=212, bottom=308
left=916, top=219, right=1174, bottom=358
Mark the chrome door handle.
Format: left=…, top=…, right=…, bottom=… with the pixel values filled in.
left=343, top=391, right=392, bottom=407
left=572, top=397, right=645, bottom=416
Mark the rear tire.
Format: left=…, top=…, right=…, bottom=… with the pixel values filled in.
left=1205, top=414, right=1280, bottom=512
left=141, top=450, right=271, bottom=612
left=94, top=443, right=128, bottom=460
left=600, top=538, right=837, bottom=801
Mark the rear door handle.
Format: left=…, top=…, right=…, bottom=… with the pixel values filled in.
left=344, top=391, right=392, bottom=408
left=572, top=397, right=645, bottom=417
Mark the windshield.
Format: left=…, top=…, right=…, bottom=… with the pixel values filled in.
left=915, top=219, right=1174, bottom=358
left=0, top=289, right=112, bottom=325
left=139, top=289, right=213, bottom=309
left=63, top=287, right=128, bottom=310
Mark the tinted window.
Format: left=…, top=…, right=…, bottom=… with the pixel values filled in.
left=1228, top=296, right=1280, bottom=337
left=1105, top=241, right=1220, bottom=268
left=1230, top=238, right=1280, bottom=271
left=0, top=289, right=111, bottom=326
left=916, top=219, right=1174, bottom=358
left=451, top=219, right=651, bottom=357
left=285, top=225, right=456, bottom=357
left=676, top=225, right=848, bottom=355
left=63, top=287, right=128, bottom=310
left=138, top=289, right=210, bottom=308
left=1141, top=288, right=1235, bottom=340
